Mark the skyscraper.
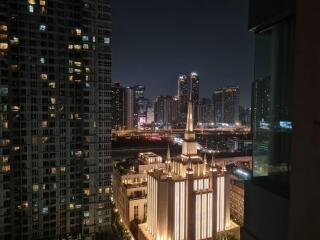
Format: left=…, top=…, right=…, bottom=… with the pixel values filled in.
left=154, top=96, right=179, bottom=126
left=124, top=87, right=135, bottom=129
left=112, top=82, right=125, bottom=129
left=0, top=1, right=112, bottom=239
left=138, top=91, right=232, bottom=240
left=178, top=74, right=188, bottom=125
left=134, top=85, right=148, bottom=129
left=213, top=87, right=240, bottom=125
left=190, top=72, right=200, bottom=124
left=177, top=74, right=188, bottom=100
left=197, top=98, right=214, bottom=127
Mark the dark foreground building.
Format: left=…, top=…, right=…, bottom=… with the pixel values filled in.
left=0, top=0, right=112, bottom=239
left=242, top=1, right=320, bottom=240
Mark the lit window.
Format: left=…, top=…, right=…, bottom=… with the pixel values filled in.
left=84, top=189, right=90, bottom=196
left=83, top=44, right=89, bottom=49
left=40, top=73, right=48, bottom=80
left=28, top=0, right=36, bottom=4
left=13, top=146, right=20, bottom=151
left=32, top=185, right=39, bottom=192
left=50, top=98, right=56, bottom=104
left=10, top=37, right=19, bottom=45
left=82, top=35, right=89, bottom=41
left=0, top=43, right=8, bottom=50
left=41, top=121, right=48, bottom=127
left=98, top=217, right=103, bottom=224
left=40, top=0, right=46, bottom=6
left=104, top=37, right=110, bottom=44
left=39, top=24, right=46, bottom=31
left=69, top=203, right=75, bottom=209
left=68, top=44, right=73, bottom=50
left=74, top=61, right=81, bottom=67
left=98, top=188, right=102, bottom=194
left=2, top=165, right=10, bottom=173
left=85, top=67, right=90, bottom=73
left=29, top=5, right=34, bottom=13
left=40, top=57, right=45, bottom=64
left=92, top=36, right=96, bottom=42
left=49, top=82, right=55, bottom=88
left=11, top=106, right=20, bottom=112
left=74, top=44, right=81, bottom=50
left=0, top=34, right=7, bottom=40
left=2, top=121, right=8, bottom=128
left=74, top=28, right=82, bottom=36
left=84, top=211, right=89, bottom=217
left=51, top=168, right=56, bottom=174
left=0, top=25, right=8, bottom=31
left=42, top=207, right=48, bottom=214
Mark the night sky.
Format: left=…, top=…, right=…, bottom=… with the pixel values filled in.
left=112, top=0, right=254, bottom=107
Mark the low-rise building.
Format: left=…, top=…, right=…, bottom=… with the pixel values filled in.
left=113, top=153, right=166, bottom=234
left=230, top=179, right=244, bottom=226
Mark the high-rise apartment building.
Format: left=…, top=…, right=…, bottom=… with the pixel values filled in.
left=154, top=96, right=179, bottom=126
left=242, top=1, right=320, bottom=240
left=177, top=74, right=188, bottom=100
left=197, top=98, right=214, bottom=127
left=190, top=72, right=200, bottom=124
left=112, top=82, right=125, bottom=129
left=138, top=92, right=234, bottom=240
left=124, top=87, right=135, bottom=129
left=177, top=74, right=188, bottom=125
left=213, top=87, right=240, bottom=125
left=0, top=1, right=112, bottom=239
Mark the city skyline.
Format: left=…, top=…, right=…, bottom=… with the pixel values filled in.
left=112, top=0, right=254, bottom=107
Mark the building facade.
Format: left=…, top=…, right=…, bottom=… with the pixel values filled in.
left=213, top=87, right=240, bottom=125
left=154, top=96, right=179, bottom=126
left=197, top=98, right=214, bottom=127
left=113, top=153, right=165, bottom=235
left=0, top=0, right=112, bottom=239
left=124, top=87, right=135, bottom=129
left=139, top=93, right=233, bottom=240
left=112, top=82, right=125, bottom=129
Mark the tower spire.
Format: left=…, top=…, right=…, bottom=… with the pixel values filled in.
left=203, top=153, right=207, bottom=165
left=166, top=144, right=171, bottom=163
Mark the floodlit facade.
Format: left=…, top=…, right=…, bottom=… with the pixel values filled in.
left=139, top=90, right=232, bottom=240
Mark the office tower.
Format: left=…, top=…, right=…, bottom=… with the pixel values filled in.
left=213, top=87, right=240, bottom=125
left=197, top=98, right=214, bottom=127
left=0, top=0, right=112, bottom=239
left=112, top=82, right=125, bottom=129
left=138, top=93, right=232, bottom=240
left=124, top=87, right=135, bottom=129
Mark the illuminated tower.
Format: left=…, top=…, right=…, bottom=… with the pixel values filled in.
left=139, top=89, right=232, bottom=240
